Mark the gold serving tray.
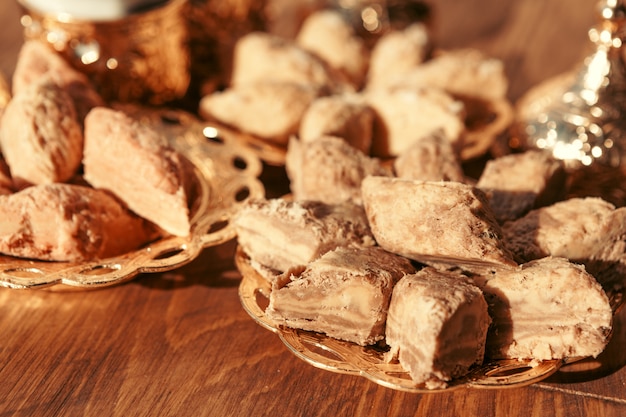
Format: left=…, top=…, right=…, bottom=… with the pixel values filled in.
left=235, top=247, right=620, bottom=393
left=0, top=106, right=265, bottom=290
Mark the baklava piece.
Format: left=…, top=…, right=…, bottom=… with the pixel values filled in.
left=386, top=268, right=490, bottom=389
left=230, top=31, right=347, bottom=94
left=0, top=183, right=159, bottom=262
left=365, top=86, right=465, bottom=158
left=234, top=198, right=376, bottom=277
left=83, top=107, right=194, bottom=237
left=266, top=246, right=416, bottom=345
left=376, top=48, right=508, bottom=101
left=471, top=256, right=613, bottom=361
left=12, top=40, right=104, bottom=122
left=199, top=81, right=318, bottom=146
left=361, top=176, right=516, bottom=267
left=286, top=136, right=391, bottom=205
left=298, top=93, right=374, bottom=154
left=502, top=197, right=626, bottom=291
left=476, top=150, right=567, bottom=223
left=0, top=77, right=83, bottom=187
left=393, top=129, right=465, bottom=182
left=367, top=23, right=431, bottom=88
left=296, top=9, right=370, bottom=89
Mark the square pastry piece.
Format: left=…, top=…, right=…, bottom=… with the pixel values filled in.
left=266, top=246, right=416, bottom=346
left=386, top=268, right=490, bottom=389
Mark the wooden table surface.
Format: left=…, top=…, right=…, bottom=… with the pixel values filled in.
left=2, top=1, right=626, bottom=416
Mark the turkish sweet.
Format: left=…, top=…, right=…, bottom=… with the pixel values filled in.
left=266, top=246, right=416, bottom=346
left=386, top=267, right=490, bottom=389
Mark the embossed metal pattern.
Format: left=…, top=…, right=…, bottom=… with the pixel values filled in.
left=0, top=107, right=265, bottom=290
left=235, top=247, right=626, bottom=393
left=513, top=0, right=626, bottom=167
left=17, top=0, right=190, bottom=105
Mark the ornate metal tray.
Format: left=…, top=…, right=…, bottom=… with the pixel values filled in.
left=0, top=106, right=265, bottom=290
left=235, top=247, right=619, bottom=393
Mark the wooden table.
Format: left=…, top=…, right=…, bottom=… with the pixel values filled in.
left=1, top=1, right=626, bottom=416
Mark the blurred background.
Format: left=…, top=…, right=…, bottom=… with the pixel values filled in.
left=0, top=0, right=598, bottom=103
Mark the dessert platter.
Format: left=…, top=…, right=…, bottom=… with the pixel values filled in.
left=223, top=4, right=625, bottom=391
left=0, top=104, right=265, bottom=290
left=237, top=247, right=625, bottom=393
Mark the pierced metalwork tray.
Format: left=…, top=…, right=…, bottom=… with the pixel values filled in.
left=235, top=247, right=600, bottom=393
left=0, top=107, right=265, bottom=290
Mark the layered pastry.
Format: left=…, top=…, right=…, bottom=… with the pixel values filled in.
left=364, top=86, right=465, bottom=158
left=12, top=40, right=104, bottom=122
left=367, top=23, right=431, bottom=88
left=199, top=81, right=319, bottom=146
left=0, top=76, right=83, bottom=187
left=470, top=256, right=613, bottom=360
left=0, top=183, right=159, bottom=262
left=298, top=93, right=374, bottom=154
left=266, top=246, right=416, bottom=346
left=296, top=9, right=370, bottom=90
left=234, top=198, right=376, bottom=277
left=502, top=197, right=626, bottom=291
left=393, top=128, right=465, bottom=182
left=386, top=267, right=490, bottom=389
left=83, top=107, right=194, bottom=237
left=230, top=31, right=348, bottom=94
left=361, top=176, right=516, bottom=267
left=286, top=136, right=391, bottom=205
left=476, top=150, right=566, bottom=223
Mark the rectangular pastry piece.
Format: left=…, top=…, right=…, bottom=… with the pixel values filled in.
left=234, top=198, right=376, bottom=278
left=476, top=150, right=566, bottom=223
left=386, top=267, right=490, bottom=389
left=0, top=183, right=159, bottom=262
left=361, top=176, right=516, bottom=267
left=83, top=107, right=194, bottom=237
left=471, top=256, right=613, bottom=361
left=266, top=246, right=416, bottom=346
